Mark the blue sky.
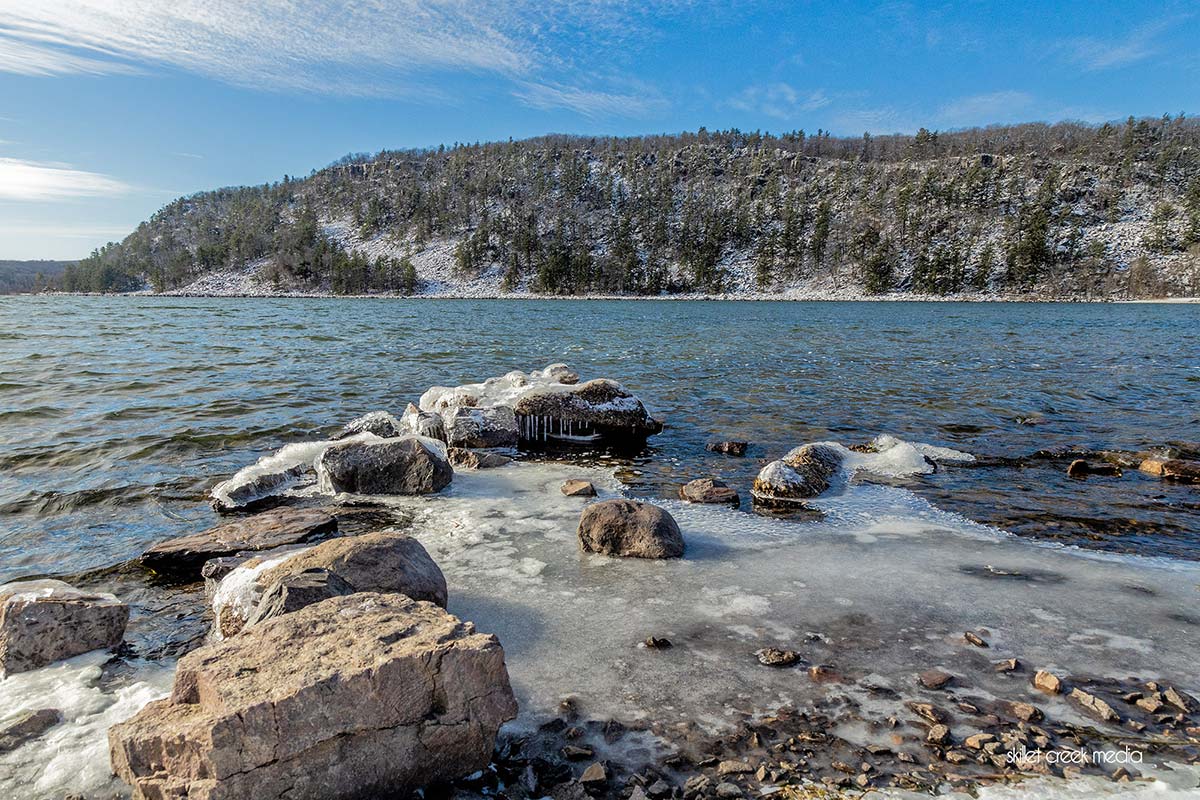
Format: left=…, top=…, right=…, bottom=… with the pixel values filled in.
left=1, top=1, right=1197, bottom=260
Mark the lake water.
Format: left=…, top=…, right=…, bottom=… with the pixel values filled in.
left=2, top=297, right=1200, bottom=799
left=2, top=297, right=1198, bottom=578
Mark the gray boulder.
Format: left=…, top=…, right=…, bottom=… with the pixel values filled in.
left=445, top=406, right=519, bottom=448
left=110, top=593, right=518, bottom=800
left=139, top=508, right=338, bottom=578
left=577, top=499, right=684, bottom=559
left=317, top=437, right=452, bottom=496
left=0, top=580, right=129, bottom=676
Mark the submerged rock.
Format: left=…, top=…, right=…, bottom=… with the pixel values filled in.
left=446, top=406, right=519, bottom=448
left=335, top=410, right=402, bottom=439
left=447, top=447, right=513, bottom=470
left=577, top=499, right=684, bottom=559
left=1139, top=457, right=1200, bottom=483
left=679, top=478, right=740, bottom=506
left=0, top=708, right=62, bottom=752
left=215, top=531, right=447, bottom=637
left=706, top=441, right=748, bottom=456
left=139, top=508, right=338, bottom=578
left=109, top=593, right=518, bottom=800
left=514, top=379, right=662, bottom=447
left=1067, top=459, right=1121, bottom=478
left=561, top=479, right=597, bottom=497
left=0, top=579, right=129, bottom=676
left=316, top=436, right=452, bottom=495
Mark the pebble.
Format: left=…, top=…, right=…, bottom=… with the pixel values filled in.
left=1033, top=670, right=1063, bottom=694
left=717, top=760, right=754, bottom=776
left=715, top=782, right=743, bottom=798
left=926, top=724, right=951, bottom=744
left=994, top=658, right=1020, bottom=673
left=964, top=631, right=989, bottom=648
left=580, top=762, right=608, bottom=785
left=755, top=647, right=801, bottom=667
left=918, top=669, right=954, bottom=689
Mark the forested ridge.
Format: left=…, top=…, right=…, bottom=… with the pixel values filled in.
left=58, top=117, right=1200, bottom=298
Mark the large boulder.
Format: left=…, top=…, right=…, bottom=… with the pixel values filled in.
left=514, top=379, right=662, bottom=447
left=577, top=499, right=684, bottom=559
left=214, top=531, right=448, bottom=638
left=109, top=593, right=518, bottom=800
left=139, top=508, right=338, bottom=579
left=316, top=437, right=452, bottom=496
left=445, top=406, right=519, bottom=448
left=0, top=580, right=128, bottom=676
left=752, top=443, right=844, bottom=506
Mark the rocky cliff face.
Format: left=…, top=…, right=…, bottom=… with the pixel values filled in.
left=65, top=120, right=1200, bottom=299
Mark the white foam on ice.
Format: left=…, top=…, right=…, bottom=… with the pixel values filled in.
left=0, top=651, right=173, bottom=800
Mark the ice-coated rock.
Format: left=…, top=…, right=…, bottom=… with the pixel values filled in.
left=316, top=436, right=452, bottom=496
left=445, top=406, right=519, bottom=449
left=577, top=499, right=684, bottom=559
left=514, top=379, right=662, bottom=447
left=109, top=593, right=518, bottom=800
left=399, top=403, right=448, bottom=442
left=210, top=440, right=337, bottom=512
left=334, top=410, right=402, bottom=440
left=139, top=508, right=338, bottom=578
left=0, top=580, right=129, bottom=676
left=214, top=531, right=448, bottom=637
left=752, top=443, right=844, bottom=505
left=243, top=568, right=355, bottom=629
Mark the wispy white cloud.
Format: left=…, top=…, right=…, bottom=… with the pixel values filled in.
left=937, top=90, right=1033, bottom=127
left=0, top=1, right=671, bottom=118
left=0, top=221, right=132, bottom=239
left=513, top=80, right=666, bottom=118
left=1059, top=18, right=1180, bottom=71
left=0, top=157, right=131, bottom=201
left=173, top=152, right=204, bottom=160
left=728, top=83, right=830, bottom=121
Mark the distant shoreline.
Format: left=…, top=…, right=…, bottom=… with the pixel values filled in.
left=14, top=291, right=1200, bottom=303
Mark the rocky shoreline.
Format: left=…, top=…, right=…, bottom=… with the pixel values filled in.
left=2, top=363, right=1199, bottom=799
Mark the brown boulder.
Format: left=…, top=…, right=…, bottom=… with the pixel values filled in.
left=139, top=508, right=337, bottom=578
left=679, top=478, right=740, bottom=506
left=514, top=379, right=662, bottom=447
left=215, top=531, right=447, bottom=637
left=0, top=580, right=128, bottom=676
left=109, top=593, right=517, bottom=800
left=752, top=443, right=843, bottom=505
left=577, top=500, right=684, bottom=559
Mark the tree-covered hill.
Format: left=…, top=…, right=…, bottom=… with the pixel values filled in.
left=62, top=117, right=1200, bottom=298
left=0, top=261, right=73, bottom=294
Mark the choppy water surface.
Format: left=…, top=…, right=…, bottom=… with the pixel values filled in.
left=3, top=297, right=1200, bottom=799
left=2, top=296, right=1198, bottom=578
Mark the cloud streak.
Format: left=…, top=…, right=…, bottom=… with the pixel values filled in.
left=728, top=83, right=830, bottom=121
left=0, top=1, right=672, bottom=117
left=0, top=157, right=131, bottom=201
left=1059, top=18, right=1179, bottom=71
